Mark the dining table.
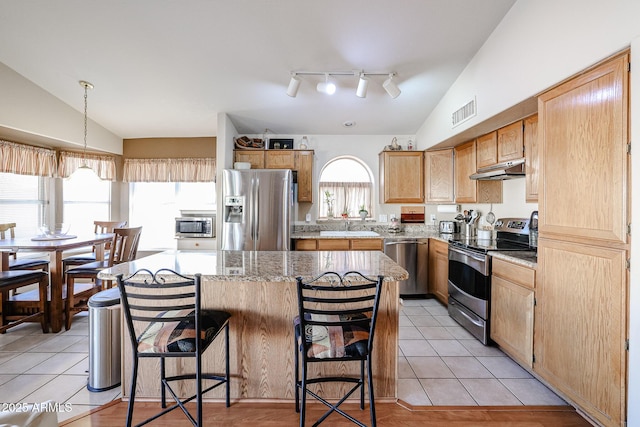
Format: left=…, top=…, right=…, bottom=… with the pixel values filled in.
left=0, top=233, right=114, bottom=332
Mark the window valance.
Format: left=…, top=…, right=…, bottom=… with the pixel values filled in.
left=123, top=158, right=216, bottom=182
left=57, top=151, right=117, bottom=181
left=0, top=139, right=57, bottom=177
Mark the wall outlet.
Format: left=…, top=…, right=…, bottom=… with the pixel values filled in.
left=430, top=214, right=437, bottom=222
left=305, top=213, right=311, bottom=223
left=379, top=214, right=388, bottom=223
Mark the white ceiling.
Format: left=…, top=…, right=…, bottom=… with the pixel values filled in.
left=0, top=0, right=516, bottom=139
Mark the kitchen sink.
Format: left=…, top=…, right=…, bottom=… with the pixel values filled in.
left=319, top=231, right=380, bottom=237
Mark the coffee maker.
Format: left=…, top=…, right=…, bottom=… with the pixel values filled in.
left=529, top=210, right=538, bottom=249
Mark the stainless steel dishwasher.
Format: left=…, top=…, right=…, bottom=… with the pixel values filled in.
left=384, top=238, right=429, bottom=296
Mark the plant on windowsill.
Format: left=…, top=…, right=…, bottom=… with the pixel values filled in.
left=324, top=191, right=334, bottom=218
left=341, top=207, right=349, bottom=219
left=358, top=204, right=368, bottom=221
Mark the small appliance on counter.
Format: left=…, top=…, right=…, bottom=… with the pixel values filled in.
left=529, top=210, right=538, bottom=249
left=439, top=221, right=460, bottom=234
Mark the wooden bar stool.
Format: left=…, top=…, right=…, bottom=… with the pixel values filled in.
left=0, top=270, right=49, bottom=333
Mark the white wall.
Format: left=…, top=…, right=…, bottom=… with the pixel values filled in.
left=414, top=1, right=640, bottom=424
left=0, top=63, right=122, bottom=153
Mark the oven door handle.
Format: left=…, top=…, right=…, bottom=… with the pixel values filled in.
left=448, top=245, right=490, bottom=276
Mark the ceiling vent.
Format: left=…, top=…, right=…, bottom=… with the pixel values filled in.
left=452, top=97, right=476, bottom=128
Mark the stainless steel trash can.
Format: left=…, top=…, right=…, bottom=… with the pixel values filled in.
left=87, top=287, right=121, bottom=392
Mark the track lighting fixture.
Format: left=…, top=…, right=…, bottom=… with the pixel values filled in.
left=286, top=70, right=400, bottom=98
left=286, top=73, right=301, bottom=97
left=356, top=73, right=369, bottom=98
left=383, top=73, right=401, bottom=99
left=316, top=73, right=336, bottom=95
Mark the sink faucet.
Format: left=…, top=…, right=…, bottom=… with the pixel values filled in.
left=344, top=219, right=350, bottom=231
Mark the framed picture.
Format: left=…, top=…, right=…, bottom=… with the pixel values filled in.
left=268, top=138, right=294, bottom=149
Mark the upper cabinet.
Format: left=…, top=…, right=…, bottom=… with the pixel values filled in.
left=497, top=120, right=524, bottom=162
left=379, top=151, right=424, bottom=203
left=524, top=114, right=539, bottom=202
left=234, top=149, right=314, bottom=203
left=425, top=149, right=454, bottom=203
left=454, top=141, right=502, bottom=204
left=476, top=131, right=498, bottom=169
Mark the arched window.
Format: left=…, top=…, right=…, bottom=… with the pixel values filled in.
left=318, top=157, right=373, bottom=219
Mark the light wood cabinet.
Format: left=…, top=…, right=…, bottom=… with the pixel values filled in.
left=491, top=258, right=535, bottom=369
left=294, top=238, right=383, bottom=251
left=454, top=141, right=502, bottom=204
left=497, top=120, right=524, bottom=163
left=427, top=238, right=448, bottom=305
left=234, top=150, right=264, bottom=169
left=234, top=149, right=314, bottom=203
left=379, top=151, right=424, bottom=203
left=424, top=149, right=454, bottom=203
left=524, top=114, right=539, bottom=202
left=476, top=131, right=498, bottom=169
left=536, top=52, right=629, bottom=427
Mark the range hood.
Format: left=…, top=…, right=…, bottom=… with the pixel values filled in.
left=469, top=158, right=525, bottom=181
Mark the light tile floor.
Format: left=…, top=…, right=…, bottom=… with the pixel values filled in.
left=398, top=298, right=566, bottom=406
left=0, top=298, right=566, bottom=422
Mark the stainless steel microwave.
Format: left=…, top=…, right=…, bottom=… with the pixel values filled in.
left=175, top=216, right=214, bottom=238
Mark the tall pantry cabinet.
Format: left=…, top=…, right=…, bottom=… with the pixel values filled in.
left=536, top=52, right=630, bottom=427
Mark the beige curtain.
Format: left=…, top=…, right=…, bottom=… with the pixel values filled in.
left=0, top=139, right=57, bottom=177
left=319, top=181, right=372, bottom=218
left=58, top=150, right=116, bottom=181
left=123, top=158, right=216, bottom=182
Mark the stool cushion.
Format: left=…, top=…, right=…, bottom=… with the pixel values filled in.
left=0, top=270, right=47, bottom=288
left=137, top=309, right=231, bottom=354
left=294, top=313, right=370, bottom=359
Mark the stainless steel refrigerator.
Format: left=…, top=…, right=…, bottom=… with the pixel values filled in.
left=221, top=169, right=292, bottom=251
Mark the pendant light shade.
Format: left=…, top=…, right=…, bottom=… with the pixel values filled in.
left=356, top=74, right=369, bottom=98
left=286, top=74, right=301, bottom=97
left=383, top=73, right=401, bottom=99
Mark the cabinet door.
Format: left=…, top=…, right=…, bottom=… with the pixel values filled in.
left=265, top=151, right=295, bottom=169
left=538, top=53, right=629, bottom=245
left=454, top=140, right=477, bottom=203
left=428, top=239, right=449, bottom=305
left=234, top=150, right=264, bottom=169
left=350, top=239, right=383, bottom=251
left=524, top=114, right=539, bottom=202
left=476, top=131, right=498, bottom=169
left=534, top=238, right=627, bottom=427
left=295, top=150, right=314, bottom=203
left=497, top=121, right=524, bottom=162
left=379, top=151, right=424, bottom=203
left=294, top=239, right=317, bottom=251
left=425, top=149, right=454, bottom=203
left=317, top=239, right=350, bottom=251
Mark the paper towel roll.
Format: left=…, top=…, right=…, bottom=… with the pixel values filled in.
left=436, top=204, right=460, bottom=213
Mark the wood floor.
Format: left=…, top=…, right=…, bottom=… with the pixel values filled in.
left=59, top=400, right=593, bottom=426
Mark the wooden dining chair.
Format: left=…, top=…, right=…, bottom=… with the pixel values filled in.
left=64, top=226, right=142, bottom=330
left=0, top=270, right=49, bottom=333
left=62, top=220, right=127, bottom=271
left=294, top=271, right=384, bottom=427
left=117, top=268, right=231, bottom=427
left=0, top=223, right=50, bottom=272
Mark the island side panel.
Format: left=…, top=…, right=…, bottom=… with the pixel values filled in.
left=120, top=279, right=399, bottom=401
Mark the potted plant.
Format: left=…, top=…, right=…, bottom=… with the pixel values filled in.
left=324, top=191, right=334, bottom=218
left=358, top=204, right=368, bottom=220
left=341, top=207, right=349, bottom=219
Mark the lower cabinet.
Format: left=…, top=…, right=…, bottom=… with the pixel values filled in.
left=428, top=239, right=449, bottom=305
left=490, top=258, right=535, bottom=369
left=294, top=238, right=383, bottom=251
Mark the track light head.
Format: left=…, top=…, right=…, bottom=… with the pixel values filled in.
left=316, top=74, right=336, bottom=95
left=356, top=74, right=369, bottom=98
left=286, top=74, right=301, bottom=97
left=383, top=73, right=401, bottom=99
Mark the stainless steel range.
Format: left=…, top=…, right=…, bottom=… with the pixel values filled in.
left=447, top=218, right=532, bottom=345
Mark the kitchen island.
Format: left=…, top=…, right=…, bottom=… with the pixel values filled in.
left=99, top=249, right=408, bottom=403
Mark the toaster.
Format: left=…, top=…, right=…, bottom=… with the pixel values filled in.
left=439, top=221, right=460, bottom=234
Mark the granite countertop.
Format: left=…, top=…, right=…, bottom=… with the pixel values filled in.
left=490, top=250, right=538, bottom=269
left=99, top=249, right=409, bottom=283
left=291, top=230, right=440, bottom=240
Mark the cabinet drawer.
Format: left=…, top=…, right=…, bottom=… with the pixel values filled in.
left=295, top=239, right=317, bottom=251
left=492, top=258, right=535, bottom=289
left=350, top=239, right=383, bottom=251
left=317, top=239, right=350, bottom=250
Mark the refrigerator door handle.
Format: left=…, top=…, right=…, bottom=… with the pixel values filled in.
left=254, top=176, right=260, bottom=241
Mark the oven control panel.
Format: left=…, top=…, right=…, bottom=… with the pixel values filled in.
left=494, top=218, right=530, bottom=235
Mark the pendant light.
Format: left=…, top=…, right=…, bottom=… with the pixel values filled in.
left=72, top=80, right=97, bottom=179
